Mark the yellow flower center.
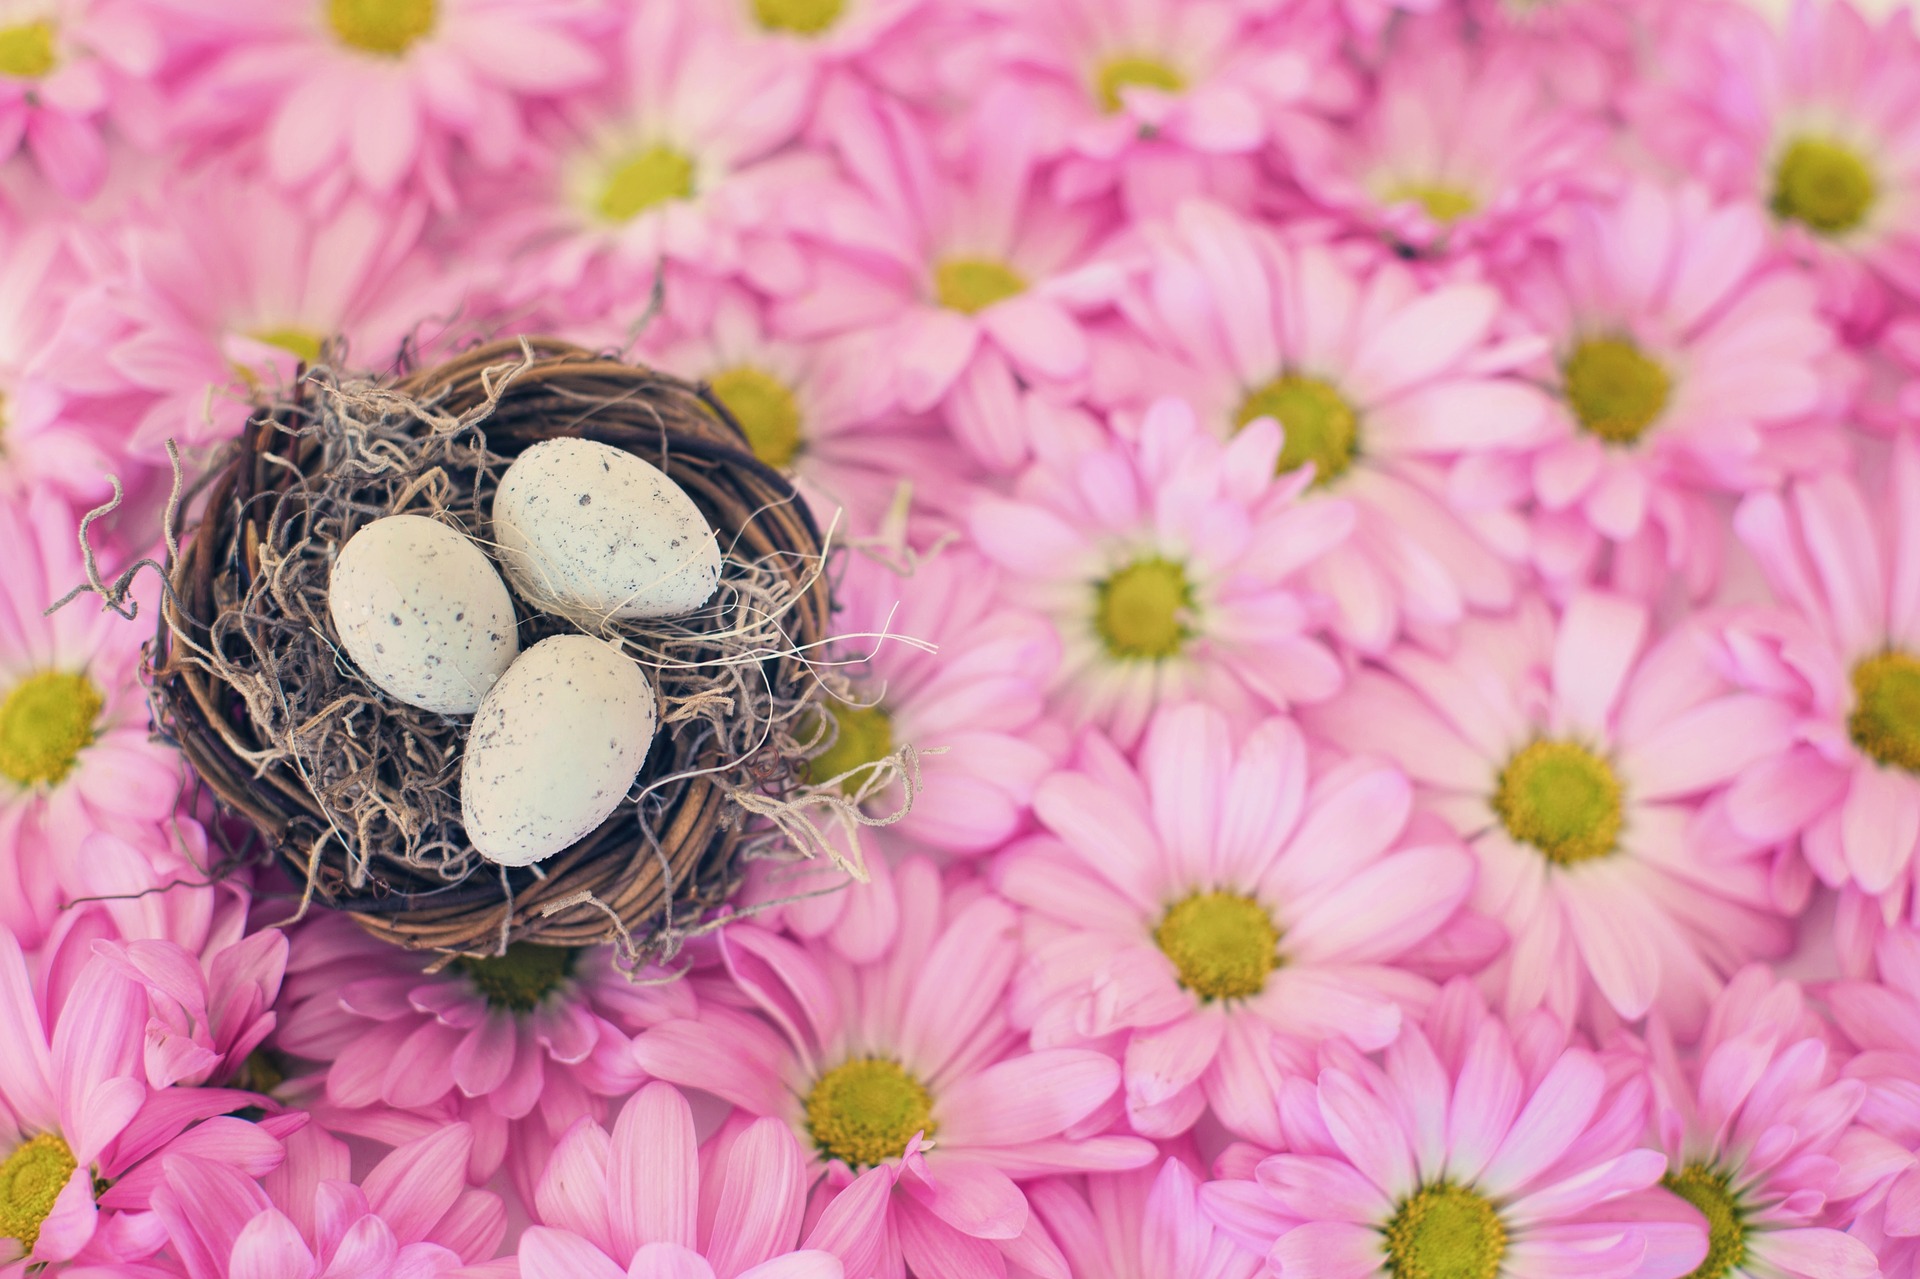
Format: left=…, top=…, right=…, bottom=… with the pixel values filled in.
left=805, top=1058, right=935, bottom=1168
left=1770, top=136, right=1877, bottom=236
left=596, top=145, right=697, bottom=223
left=1095, top=557, right=1193, bottom=661
left=1234, top=374, right=1359, bottom=486
left=801, top=702, right=894, bottom=792
left=751, top=0, right=845, bottom=35
left=1662, top=1164, right=1746, bottom=1279
left=0, top=672, right=104, bottom=789
left=252, top=327, right=326, bottom=366
left=709, top=366, right=803, bottom=469
left=1154, top=891, right=1281, bottom=1002
left=0, top=21, right=55, bottom=78
left=1849, top=651, right=1920, bottom=774
left=1492, top=739, right=1623, bottom=867
left=450, top=943, right=576, bottom=1012
left=933, top=257, right=1027, bottom=316
left=1381, top=180, right=1480, bottom=225
left=1093, top=54, right=1185, bottom=112
left=1563, top=336, right=1671, bottom=446
left=1384, top=1183, right=1508, bottom=1279
left=326, top=0, right=436, bottom=56
left=0, top=1134, right=76, bottom=1253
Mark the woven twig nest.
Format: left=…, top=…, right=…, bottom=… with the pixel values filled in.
left=150, top=338, right=834, bottom=955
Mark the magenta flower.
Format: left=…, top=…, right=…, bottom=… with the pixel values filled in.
left=969, top=396, right=1350, bottom=747
left=632, top=858, right=1154, bottom=1279
left=1106, top=199, right=1554, bottom=651
left=999, top=702, right=1477, bottom=1144
left=0, top=0, right=159, bottom=199
left=1201, top=980, right=1709, bottom=1279
left=1026, top=1156, right=1262, bottom=1279
left=518, top=1081, right=887, bottom=1279
left=1306, top=592, right=1798, bottom=1031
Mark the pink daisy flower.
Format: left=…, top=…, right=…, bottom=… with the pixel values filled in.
left=153, top=0, right=605, bottom=203
left=1460, top=0, right=1643, bottom=112
left=1722, top=434, right=1920, bottom=922
left=1305, top=591, right=1798, bottom=1032
left=1025, top=1155, right=1262, bottom=1279
left=93, top=929, right=286, bottom=1092
left=1824, top=925, right=1920, bottom=1275
left=1637, top=965, right=1880, bottom=1279
left=0, top=0, right=160, bottom=199
left=0, top=931, right=285, bottom=1270
left=968, top=396, right=1350, bottom=748
left=709, top=0, right=933, bottom=61
left=998, top=702, right=1478, bottom=1145
left=1200, top=979, right=1710, bottom=1279
left=1637, top=0, right=1920, bottom=328
left=1103, top=199, right=1554, bottom=652
left=1506, top=180, right=1850, bottom=597
left=0, top=489, right=183, bottom=948
left=631, top=857, right=1155, bottom=1279
left=517, top=1081, right=888, bottom=1279
left=151, top=1121, right=505, bottom=1279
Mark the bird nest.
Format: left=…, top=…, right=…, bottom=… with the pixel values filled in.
left=146, top=338, right=855, bottom=958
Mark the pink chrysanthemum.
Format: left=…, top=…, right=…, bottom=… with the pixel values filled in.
left=1637, top=0, right=1920, bottom=328
left=998, top=702, right=1478, bottom=1144
left=709, top=0, right=932, bottom=61
left=1506, top=180, right=1850, bottom=597
left=0, top=490, right=183, bottom=947
left=517, top=1081, right=888, bottom=1279
left=153, top=0, right=605, bottom=203
left=1306, top=592, right=1798, bottom=1032
left=94, top=930, right=286, bottom=1092
left=1459, top=0, right=1643, bottom=112
left=632, top=857, right=1155, bottom=1279
left=1025, top=1156, right=1262, bottom=1279
left=1825, top=925, right=1920, bottom=1276
left=0, top=0, right=159, bottom=199
left=1200, top=979, right=1710, bottom=1279
left=1721, top=434, right=1920, bottom=924
left=1101, top=199, right=1554, bottom=652
left=969, top=396, right=1350, bottom=747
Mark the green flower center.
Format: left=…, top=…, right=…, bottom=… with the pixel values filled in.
left=1662, top=1164, right=1746, bottom=1279
left=801, top=702, right=894, bottom=792
left=0, top=22, right=55, bottom=78
left=1382, top=181, right=1479, bottom=225
left=1563, top=336, right=1671, bottom=445
left=1153, top=891, right=1280, bottom=1002
left=1492, top=740, right=1623, bottom=867
left=1234, top=375, right=1359, bottom=486
left=805, top=1058, right=935, bottom=1168
left=450, top=943, right=577, bottom=1012
left=252, top=327, right=326, bottom=366
left=326, top=0, right=436, bottom=56
left=1849, top=651, right=1920, bottom=773
left=0, top=672, right=104, bottom=788
left=1771, top=136, right=1877, bottom=236
left=751, top=0, right=845, bottom=35
left=1384, top=1183, right=1508, bottom=1279
left=1095, top=557, right=1194, bottom=661
left=1093, top=54, right=1185, bottom=112
left=709, top=366, right=803, bottom=469
left=596, top=145, right=697, bottom=223
left=933, top=257, right=1027, bottom=316
left=0, top=1134, right=76, bottom=1253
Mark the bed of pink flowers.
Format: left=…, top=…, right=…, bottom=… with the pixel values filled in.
left=3, top=0, right=1920, bottom=1275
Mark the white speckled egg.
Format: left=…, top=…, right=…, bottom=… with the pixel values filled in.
left=327, top=514, right=520, bottom=716
left=491, top=438, right=722, bottom=623
left=460, top=634, right=657, bottom=867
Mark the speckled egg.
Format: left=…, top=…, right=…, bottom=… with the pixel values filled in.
left=459, top=634, right=658, bottom=867
left=327, top=514, right=519, bottom=716
left=491, top=438, right=722, bottom=622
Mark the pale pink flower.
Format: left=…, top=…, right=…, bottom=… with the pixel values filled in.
left=632, top=858, right=1155, bottom=1279
left=998, top=702, right=1479, bottom=1145
left=153, top=0, right=605, bottom=203
left=969, top=396, right=1349, bottom=747
left=1824, top=926, right=1920, bottom=1276
left=1103, top=200, right=1553, bottom=652
left=94, top=930, right=287, bottom=1091
left=1200, top=980, right=1710, bottom=1279
left=517, top=1081, right=888, bottom=1279
left=0, top=0, right=160, bottom=199
left=707, top=0, right=933, bottom=61
left=1305, top=592, right=1799, bottom=1032
left=1024, top=1156, right=1262, bottom=1279
left=1722, top=434, right=1920, bottom=924
left=151, top=1121, right=506, bottom=1279
left=1459, top=0, right=1644, bottom=112
left=1506, top=180, right=1851, bottom=598
left=1636, top=965, right=1880, bottom=1279
left=0, top=490, right=183, bottom=948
